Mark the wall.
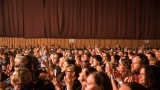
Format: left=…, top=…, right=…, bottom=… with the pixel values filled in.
left=0, top=37, right=159, bottom=48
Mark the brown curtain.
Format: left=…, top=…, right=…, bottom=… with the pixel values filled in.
left=0, top=0, right=160, bottom=39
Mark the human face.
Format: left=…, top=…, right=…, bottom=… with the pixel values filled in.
left=119, top=84, right=131, bottom=90
left=155, top=51, right=160, bottom=59
left=118, top=62, right=126, bottom=72
left=65, top=68, right=74, bottom=78
left=89, top=57, right=94, bottom=67
left=83, top=55, right=89, bottom=61
left=146, top=54, right=152, bottom=60
left=58, top=58, right=64, bottom=68
left=14, top=58, right=21, bottom=66
left=105, top=63, right=111, bottom=74
left=10, top=72, right=19, bottom=85
left=92, top=58, right=99, bottom=67
left=102, top=53, right=107, bottom=61
left=131, top=56, right=141, bottom=73
left=138, top=68, right=145, bottom=86
left=85, top=74, right=100, bottom=90
left=111, top=56, right=115, bottom=63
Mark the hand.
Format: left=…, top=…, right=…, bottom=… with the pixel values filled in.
left=46, top=67, right=55, bottom=80
left=113, top=71, right=123, bottom=82
left=52, top=78, right=62, bottom=90
left=64, top=75, right=74, bottom=90
left=124, top=74, right=138, bottom=82
left=42, top=60, right=49, bottom=68
left=39, top=72, right=47, bottom=79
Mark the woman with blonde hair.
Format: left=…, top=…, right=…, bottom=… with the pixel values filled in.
left=10, top=67, right=32, bottom=90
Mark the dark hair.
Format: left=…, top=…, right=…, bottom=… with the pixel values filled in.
left=104, top=53, right=111, bottom=61
left=83, top=52, right=91, bottom=58
left=84, top=67, right=97, bottom=76
left=143, top=65, right=160, bottom=90
left=121, top=58, right=132, bottom=70
left=112, top=54, right=120, bottom=62
left=136, top=53, right=149, bottom=66
left=67, top=64, right=81, bottom=78
left=146, top=52, right=156, bottom=58
left=124, top=82, right=147, bottom=90
left=89, top=72, right=112, bottom=90
left=128, top=52, right=135, bottom=56
left=93, top=55, right=102, bottom=64
left=56, top=53, right=63, bottom=59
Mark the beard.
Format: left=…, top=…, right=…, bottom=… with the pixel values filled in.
left=131, top=68, right=140, bottom=74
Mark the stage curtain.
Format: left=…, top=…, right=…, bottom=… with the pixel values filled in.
left=0, top=0, right=160, bottom=39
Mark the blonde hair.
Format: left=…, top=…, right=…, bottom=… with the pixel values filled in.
left=14, top=67, right=32, bottom=85
left=15, top=55, right=28, bottom=64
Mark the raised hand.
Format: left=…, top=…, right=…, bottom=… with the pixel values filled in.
left=64, top=74, right=74, bottom=90
left=46, top=67, right=55, bottom=80
left=113, top=71, right=123, bottom=82
left=52, top=78, right=62, bottom=90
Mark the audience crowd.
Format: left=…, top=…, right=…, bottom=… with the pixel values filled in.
left=0, top=44, right=160, bottom=90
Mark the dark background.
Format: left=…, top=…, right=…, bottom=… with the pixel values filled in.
left=0, top=0, right=160, bottom=39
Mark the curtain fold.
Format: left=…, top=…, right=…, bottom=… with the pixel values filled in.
left=23, top=0, right=44, bottom=38
left=0, top=0, right=160, bottom=39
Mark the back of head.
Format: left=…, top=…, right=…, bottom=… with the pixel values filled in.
left=14, top=67, right=32, bottom=85
left=124, top=82, right=147, bottom=90
left=90, top=72, right=112, bottom=90
left=136, top=53, right=149, bottom=66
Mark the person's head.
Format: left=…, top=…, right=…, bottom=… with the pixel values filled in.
left=131, top=53, right=149, bottom=74
left=85, top=72, right=112, bottom=90
left=105, top=62, right=116, bottom=74
left=118, top=59, right=132, bottom=74
left=128, top=52, right=135, bottom=60
left=50, top=53, right=63, bottom=64
left=111, top=54, right=120, bottom=63
left=58, top=57, right=67, bottom=68
left=102, top=52, right=111, bottom=62
left=14, top=55, right=28, bottom=67
left=96, top=65, right=104, bottom=72
left=118, top=51, right=124, bottom=58
left=78, top=67, right=96, bottom=83
left=65, top=64, right=81, bottom=79
left=146, top=52, right=156, bottom=60
left=119, top=82, right=147, bottom=90
left=82, top=53, right=91, bottom=62
left=89, top=55, right=96, bottom=67
left=92, top=55, right=102, bottom=67
left=75, top=54, right=81, bottom=62
left=155, top=51, right=160, bottom=59
left=11, top=67, right=32, bottom=86
left=138, top=65, right=160, bottom=90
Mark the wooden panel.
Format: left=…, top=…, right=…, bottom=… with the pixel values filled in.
left=0, top=37, right=160, bottom=49
left=0, top=38, right=3, bottom=46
